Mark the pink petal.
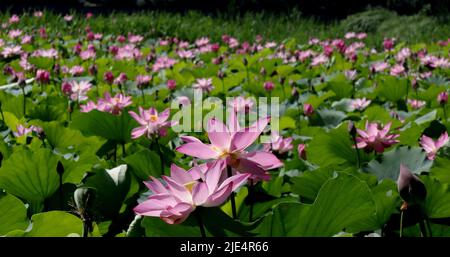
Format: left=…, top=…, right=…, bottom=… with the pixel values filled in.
left=242, top=151, right=283, bottom=169
left=176, top=142, right=218, bottom=159
left=218, top=173, right=250, bottom=192
left=170, top=164, right=194, bottom=184
left=204, top=159, right=226, bottom=192
left=128, top=110, right=146, bottom=125
left=207, top=118, right=231, bottom=150
left=192, top=182, right=209, bottom=206
left=230, top=117, right=270, bottom=152
left=203, top=183, right=233, bottom=207
left=180, top=136, right=202, bottom=143
left=131, top=126, right=148, bottom=139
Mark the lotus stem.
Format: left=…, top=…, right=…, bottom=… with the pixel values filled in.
left=227, top=165, right=237, bottom=219
left=399, top=210, right=404, bottom=237
left=154, top=137, right=165, bottom=175
left=141, top=88, right=146, bottom=106
left=425, top=219, right=433, bottom=237
left=22, top=87, right=26, bottom=117
left=419, top=220, right=428, bottom=237
left=196, top=209, right=206, bottom=238
left=248, top=179, right=254, bottom=222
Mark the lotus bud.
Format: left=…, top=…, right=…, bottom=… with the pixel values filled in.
left=397, top=164, right=427, bottom=205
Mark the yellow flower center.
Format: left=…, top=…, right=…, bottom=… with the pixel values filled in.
left=184, top=181, right=196, bottom=192
left=149, top=115, right=158, bottom=122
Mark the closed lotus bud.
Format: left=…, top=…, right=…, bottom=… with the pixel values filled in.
left=303, top=103, right=314, bottom=117
left=263, top=81, right=274, bottom=92
left=74, top=187, right=96, bottom=217
left=243, top=58, right=248, bottom=66
left=57, top=161, right=64, bottom=176
left=298, top=144, right=307, bottom=160
left=3, top=65, right=14, bottom=75
left=437, top=92, right=448, bottom=105
left=103, top=71, right=114, bottom=85
left=397, top=164, right=427, bottom=205
left=61, top=81, right=72, bottom=96
left=167, top=79, right=176, bottom=90
left=16, top=72, right=26, bottom=88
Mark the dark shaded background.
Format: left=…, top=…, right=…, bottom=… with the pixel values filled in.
left=1, top=0, right=449, bottom=19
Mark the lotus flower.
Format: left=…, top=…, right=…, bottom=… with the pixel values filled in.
left=176, top=111, right=283, bottom=181
left=129, top=107, right=175, bottom=139
left=96, top=92, right=132, bottom=115
left=264, top=131, right=293, bottom=154
left=193, top=78, right=214, bottom=93
left=35, top=69, right=50, bottom=84
left=407, top=99, right=426, bottom=110
left=298, top=144, right=307, bottom=160
left=228, top=96, right=254, bottom=113
left=303, top=103, right=314, bottom=117
left=68, top=80, right=92, bottom=102
left=355, top=121, right=399, bottom=153
left=350, top=98, right=371, bottom=111
left=420, top=132, right=448, bottom=160
left=134, top=160, right=250, bottom=224
left=438, top=92, right=448, bottom=105
left=263, top=81, right=274, bottom=92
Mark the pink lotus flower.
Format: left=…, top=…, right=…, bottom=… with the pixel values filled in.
left=420, top=132, right=449, bottom=160
left=9, top=15, right=20, bottom=24
left=351, top=98, right=371, bottom=111
left=129, top=107, right=175, bottom=139
left=437, top=92, right=448, bottom=105
left=371, top=62, right=390, bottom=73
left=263, top=81, right=274, bottom=92
left=152, top=56, right=177, bottom=72
left=13, top=124, right=34, bottom=137
left=69, top=66, right=85, bottom=76
left=34, top=11, right=43, bottom=17
left=68, top=80, right=92, bottom=102
left=407, top=99, right=426, bottom=110
left=1, top=45, right=22, bottom=58
left=311, top=54, right=329, bottom=66
left=8, top=29, right=22, bottom=39
left=265, top=131, right=293, bottom=154
left=355, top=121, right=400, bottom=153
left=80, top=101, right=97, bottom=113
left=114, top=72, right=128, bottom=86
left=32, top=48, right=58, bottom=58
left=298, top=144, right=307, bottom=160
left=195, top=37, right=210, bottom=47
left=35, top=69, right=50, bottom=84
left=395, top=48, right=411, bottom=63
left=175, top=96, right=191, bottom=106
left=79, top=49, right=96, bottom=60
left=64, top=15, right=73, bottom=22
left=344, top=70, right=357, bottom=81
left=96, top=92, right=132, bottom=115
left=193, top=78, right=214, bottom=93
left=383, top=38, right=395, bottom=51
left=228, top=96, right=254, bottom=113
left=167, top=80, right=177, bottom=90
left=103, top=71, right=114, bottom=85
left=21, top=35, right=32, bottom=44
left=390, top=64, right=406, bottom=76
left=134, top=160, right=249, bottom=224
left=176, top=112, right=283, bottom=181
left=303, top=103, right=314, bottom=117
left=135, top=75, right=151, bottom=89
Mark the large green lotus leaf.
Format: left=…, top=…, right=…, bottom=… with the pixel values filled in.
left=257, top=172, right=375, bottom=236
left=0, top=194, right=29, bottom=235
left=238, top=197, right=298, bottom=222
left=316, top=109, right=347, bottom=128
left=308, top=124, right=357, bottom=168
left=0, top=147, right=59, bottom=203
left=123, top=148, right=162, bottom=181
left=43, top=121, right=106, bottom=155
left=83, top=165, right=130, bottom=219
left=71, top=110, right=136, bottom=143
left=348, top=180, right=401, bottom=232
left=364, top=146, right=433, bottom=181
left=430, top=157, right=450, bottom=184
left=142, top=207, right=258, bottom=237
left=421, top=176, right=450, bottom=219
left=327, top=74, right=353, bottom=99
left=61, top=154, right=101, bottom=184
left=398, top=122, right=423, bottom=147
left=290, top=167, right=335, bottom=203
left=376, top=76, right=408, bottom=103
left=8, top=211, right=82, bottom=237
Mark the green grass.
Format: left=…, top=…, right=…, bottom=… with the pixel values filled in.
left=1, top=8, right=449, bottom=45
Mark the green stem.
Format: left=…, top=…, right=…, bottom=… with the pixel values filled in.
left=248, top=179, right=254, bottom=222
left=399, top=210, right=404, bottom=237
left=122, top=142, right=126, bottom=158
left=221, top=79, right=226, bottom=102
left=155, top=137, right=165, bottom=175
left=141, top=88, right=146, bottom=106
left=82, top=219, right=90, bottom=238
left=443, top=104, right=448, bottom=121
left=352, top=135, right=361, bottom=168
left=22, top=87, right=26, bottom=117
left=0, top=106, right=5, bottom=121
left=425, top=219, right=433, bottom=237
left=419, top=220, right=428, bottom=237
left=196, top=209, right=206, bottom=238
left=227, top=165, right=237, bottom=219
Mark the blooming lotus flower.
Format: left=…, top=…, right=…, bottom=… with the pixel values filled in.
left=311, top=54, right=329, bottom=66
left=79, top=49, right=96, bottom=60
left=350, top=98, right=371, bottom=111
left=69, top=65, right=85, bottom=76
left=193, top=78, right=214, bottom=93
left=175, top=96, right=191, bottom=106
left=13, top=124, right=34, bottom=137
left=129, top=107, right=175, bottom=139
left=32, top=48, right=58, bottom=58
left=371, top=62, right=390, bottom=73
left=9, top=14, right=20, bottom=24
left=420, top=132, right=448, bottom=160
left=21, top=35, right=32, bottom=44
left=383, top=38, right=395, bottom=50
left=390, top=64, right=406, bottom=77
left=407, top=99, right=426, bottom=110
left=1, top=45, right=22, bottom=58
left=135, top=75, right=151, bottom=89
left=344, top=70, right=357, bottom=81
left=395, top=48, right=411, bottom=63
left=64, top=15, right=73, bottom=22
left=8, top=29, right=22, bottom=39
left=96, top=92, right=132, bottom=115
left=80, top=101, right=97, bottom=113
left=152, top=56, right=177, bottom=72
left=355, top=121, right=400, bottom=153
left=176, top=112, right=283, bottom=181
left=264, top=131, right=293, bottom=154
left=114, top=72, right=128, bottom=86
left=68, top=80, right=92, bottom=102
left=228, top=96, right=254, bottom=113
left=195, top=37, right=210, bottom=47
left=134, top=160, right=250, bottom=224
